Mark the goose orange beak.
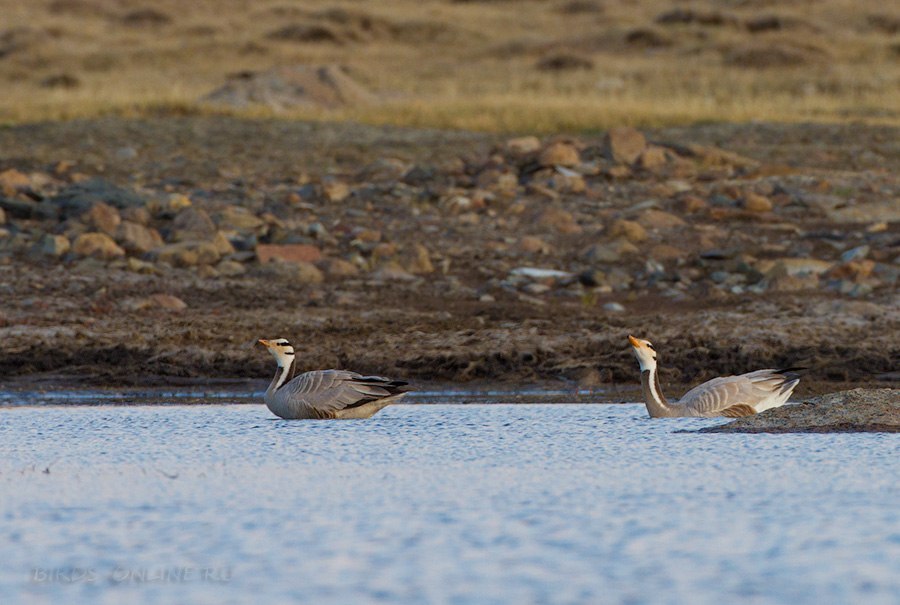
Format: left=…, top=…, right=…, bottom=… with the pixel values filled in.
left=258, top=339, right=273, bottom=348
left=628, top=335, right=641, bottom=347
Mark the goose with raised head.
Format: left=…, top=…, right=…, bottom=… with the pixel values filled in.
left=258, top=338, right=408, bottom=419
left=628, top=335, right=801, bottom=418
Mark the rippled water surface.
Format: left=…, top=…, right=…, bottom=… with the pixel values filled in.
left=1, top=395, right=898, bottom=605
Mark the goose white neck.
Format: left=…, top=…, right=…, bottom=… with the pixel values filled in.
left=267, top=361, right=293, bottom=396
left=640, top=365, right=675, bottom=418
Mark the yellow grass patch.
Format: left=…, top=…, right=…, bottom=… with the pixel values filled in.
left=0, top=0, right=898, bottom=131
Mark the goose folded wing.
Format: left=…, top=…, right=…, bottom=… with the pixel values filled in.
left=282, top=370, right=405, bottom=414
left=679, top=370, right=791, bottom=416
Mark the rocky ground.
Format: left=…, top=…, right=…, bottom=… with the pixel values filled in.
left=0, top=118, right=897, bottom=396
left=699, top=388, right=899, bottom=433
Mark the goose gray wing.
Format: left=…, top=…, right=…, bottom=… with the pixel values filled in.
left=279, top=369, right=407, bottom=417
left=678, top=369, right=797, bottom=417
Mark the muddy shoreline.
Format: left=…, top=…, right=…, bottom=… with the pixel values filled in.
left=0, top=118, right=897, bottom=393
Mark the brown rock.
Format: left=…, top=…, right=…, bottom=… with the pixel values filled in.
left=256, top=243, right=323, bottom=264
left=317, top=257, right=360, bottom=278
left=116, top=221, right=164, bottom=254
left=550, top=173, right=586, bottom=193
left=649, top=243, right=686, bottom=261
left=72, top=232, right=125, bottom=260
left=743, top=192, right=773, bottom=213
left=216, top=260, right=246, bottom=277
left=677, top=195, right=708, bottom=213
left=406, top=243, right=434, bottom=275
left=152, top=241, right=223, bottom=267
left=538, top=142, right=580, bottom=167
left=352, top=229, right=382, bottom=243
left=827, top=260, right=876, bottom=281
left=211, top=232, right=236, bottom=256
left=373, top=242, right=398, bottom=258
left=604, top=127, right=646, bottom=164
left=121, top=206, right=151, bottom=226
left=371, top=261, right=416, bottom=282
left=31, top=233, right=71, bottom=257
left=505, top=136, right=542, bottom=156
left=167, top=193, right=193, bottom=211
left=638, top=146, right=669, bottom=170
left=537, top=207, right=582, bottom=234
left=172, top=207, right=216, bottom=241
left=0, top=207, right=5, bottom=225
left=123, top=294, right=188, bottom=312
left=637, top=209, right=687, bottom=230
left=125, top=257, right=161, bottom=275
left=217, top=206, right=264, bottom=231
left=289, top=261, right=325, bottom=284
left=322, top=179, right=351, bottom=203
left=0, top=169, right=30, bottom=196
left=84, top=202, right=122, bottom=236
left=609, top=219, right=648, bottom=243
left=148, top=294, right=188, bottom=311
left=607, top=165, right=631, bottom=179
left=519, top=236, right=552, bottom=254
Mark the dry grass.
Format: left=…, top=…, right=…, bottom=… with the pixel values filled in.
left=1, top=0, right=898, bottom=131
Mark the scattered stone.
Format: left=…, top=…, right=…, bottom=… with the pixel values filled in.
left=0, top=168, right=30, bottom=196
left=649, top=243, right=685, bottom=261
left=757, top=258, right=833, bottom=277
left=840, top=245, right=869, bottom=263
left=151, top=294, right=187, bottom=309
left=636, top=209, right=686, bottom=230
left=505, top=136, right=542, bottom=156
left=122, top=294, right=187, bottom=312
left=317, top=257, right=359, bottom=278
left=609, top=219, right=648, bottom=243
left=322, top=179, right=351, bottom=203
left=72, top=232, right=125, bottom=260
left=84, top=202, right=121, bottom=236
left=743, top=192, right=773, bottom=212
left=48, top=179, right=145, bottom=217
left=31, top=233, right=70, bottom=257
left=519, top=236, right=552, bottom=255
left=604, top=127, right=646, bottom=164
left=165, top=193, right=193, bottom=212
left=549, top=170, right=586, bottom=194
left=371, top=261, right=416, bottom=281
left=216, top=260, right=246, bottom=277
left=638, top=146, right=669, bottom=170
left=406, top=243, right=434, bottom=275
left=582, top=243, right=621, bottom=263
left=536, top=207, right=582, bottom=234
left=172, top=207, right=217, bottom=241
left=256, top=243, right=323, bottom=264
left=603, top=302, right=626, bottom=313
left=151, top=241, right=223, bottom=267
left=217, top=206, right=264, bottom=231
left=124, top=257, right=160, bottom=274
left=827, top=259, right=876, bottom=281
left=538, top=142, right=580, bottom=168
left=763, top=267, right=820, bottom=292
left=508, top=267, right=575, bottom=289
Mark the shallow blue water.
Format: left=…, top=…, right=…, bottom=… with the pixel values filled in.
left=0, top=401, right=897, bottom=605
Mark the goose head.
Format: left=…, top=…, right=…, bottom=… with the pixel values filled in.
left=628, top=335, right=658, bottom=372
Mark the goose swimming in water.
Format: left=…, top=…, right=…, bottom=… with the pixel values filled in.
left=258, top=338, right=408, bottom=419
left=628, top=335, right=801, bottom=418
